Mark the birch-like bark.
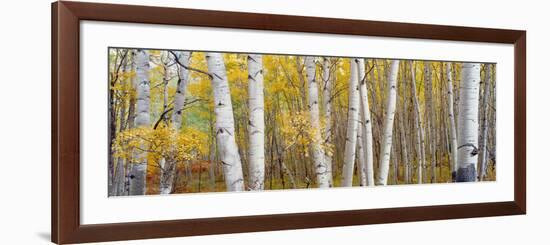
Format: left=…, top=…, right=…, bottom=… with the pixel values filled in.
left=172, top=51, right=191, bottom=129
left=322, top=58, right=334, bottom=186
left=478, top=64, right=492, bottom=180
left=158, top=51, right=192, bottom=195
left=356, top=59, right=375, bottom=186
left=113, top=55, right=131, bottom=196
left=356, top=110, right=367, bottom=186
left=398, top=101, right=410, bottom=184
left=206, top=52, right=245, bottom=191
left=122, top=50, right=137, bottom=196
left=445, top=63, right=459, bottom=181
left=247, top=54, right=265, bottom=191
left=305, top=56, right=330, bottom=188
left=456, top=63, right=481, bottom=182
left=113, top=77, right=128, bottom=196
left=159, top=157, right=177, bottom=195
left=129, top=49, right=150, bottom=196
left=410, top=61, right=425, bottom=184
left=376, top=60, right=400, bottom=185
left=158, top=59, right=172, bottom=195
left=341, top=59, right=360, bottom=187
left=424, top=62, right=437, bottom=183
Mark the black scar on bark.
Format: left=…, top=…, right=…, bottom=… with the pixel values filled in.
left=456, top=164, right=476, bottom=182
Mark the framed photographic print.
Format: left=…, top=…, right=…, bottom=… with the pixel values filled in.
left=51, top=1, right=526, bottom=244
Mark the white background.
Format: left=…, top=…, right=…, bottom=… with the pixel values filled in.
left=0, top=0, right=547, bottom=244
left=80, top=21, right=514, bottom=224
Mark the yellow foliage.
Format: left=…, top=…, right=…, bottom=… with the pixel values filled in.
left=113, top=125, right=208, bottom=166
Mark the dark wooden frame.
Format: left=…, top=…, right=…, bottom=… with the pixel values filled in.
left=52, top=1, right=526, bottom=244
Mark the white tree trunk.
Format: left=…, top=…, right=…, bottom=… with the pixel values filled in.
left=113, top=57, right=131, bottom=196
left=410, top=61, right=425, bottom=184
left=305, top=56, right=330, bottom=188
left=322, top=58, right=334, bottom=186
left=171, top=51, right=191, bottom=129
left=445, top=63, right=459, bottom=181
left=424, top=62, right=437, bottom=183
left=478, top=64, right=492, bottom=180
left=158, top=51, right=192, bottom=195
left=129, top=49, right=150, bottom=196
left=456, top=63, right=481, bottom=182
left=206, top=52, right=245, bottom=191
left=247, top=54, right=265, bottom=191
left=356, top=59, right=375, bottom=186
left=376, top=60, right=400, bottom=185
left=113, top=158, right=125, bottom=195
left=341, top=59, right=360, bottom=187
left=356, top=110, right=367, bottom=186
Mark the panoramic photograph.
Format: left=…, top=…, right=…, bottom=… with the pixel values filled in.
left=107, top=48, right=496, bottom=197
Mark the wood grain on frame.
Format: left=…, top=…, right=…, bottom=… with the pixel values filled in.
left=51, top=1, right=526, bottom=244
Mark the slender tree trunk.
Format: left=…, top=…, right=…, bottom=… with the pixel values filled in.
left=159, top=157, right=177, bottom=194
left=112, top=56, right=130, bottom=196
left=158, top=59, right=172, bottom=195
left=376, top=60, right=400, bottom=185
left=305, top=56, right=330, bottom=188
left=206, top=52, right=245, bottom=191
left=445, top=63, right=459, bottom=181
left=424, top=62, right=437, bottom=183
left=478, top=64, right=492, bottom=180
left=392, top=139, right=399, bottom=184
left=158, top=51, right=192, bottom=195
left=357, top=59, right=375, bottom=186
left=247, top=54, right=265, bottom=190
left=410, top=61, right=425, bottom=184
left=121, top=51, right=137, bottom=196
left=113, top=84, right=128, bottom=196
left=456, top=63, right=481, bottom=182
left=356, top=110, right=367, bottom=186
left=172, top=51, right=191, bottom=129
left=129, top=49, right=150, bottom=196
left=398, top=102, right=410, bottom=184
left=342, top=59, right=361, bottom=187
left=322, top=58, right=334, bottom=186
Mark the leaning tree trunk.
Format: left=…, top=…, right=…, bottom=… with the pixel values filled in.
left=445, top=62, right=459, bottom=181
left=341, top=59, right=361, bottom=187
left=357, top=59, right=375, bottom=186
left=410, top=61, right=426, bottom=184
left=129, top=49, right=150, bottom=196
left=247, top=54, right=265, bottom=191
left=478, top=64, right=492, bottom=180
left=376, top=60, right=400, bottom=185
left=456, top=63, right=481, bottom=182
left=305, top=56, right=331, bottom=188
left=322, top=58, right=334, bottom=186
left=158, top=51, right=191, bottom=195
left=206, top=52, right=245, bottom=191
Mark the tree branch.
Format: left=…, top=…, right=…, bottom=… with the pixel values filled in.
left=169, top=50, right=213, bottom=79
